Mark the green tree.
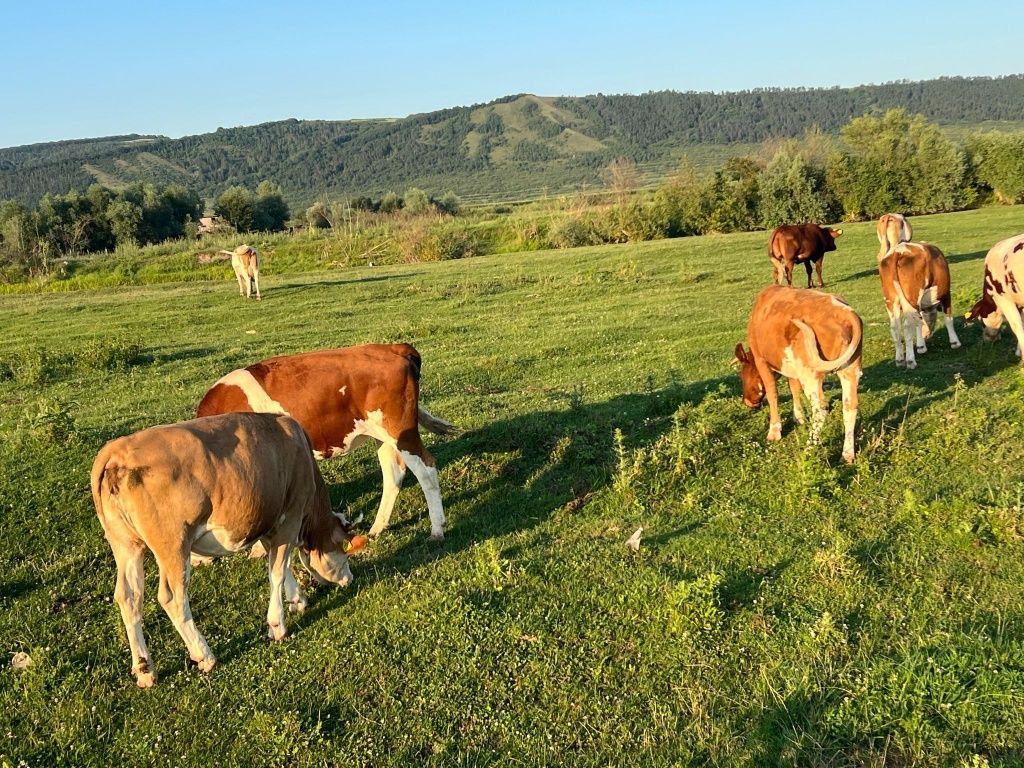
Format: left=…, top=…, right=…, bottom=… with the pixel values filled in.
left=402, top=187, right=432, bottom=215
left=967, top=132, right=1024, bottom=204
left=379, top=191, right=402, bottom=214
left=214, top=186, right=255, bottom=231
left=253, top=181, right=289, bottom=231
left=757, top=150, right=832, bottom=228
left=107, top=200, right=143, bottom=245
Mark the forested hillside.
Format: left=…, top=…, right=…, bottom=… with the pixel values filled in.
left=2, top=75, right=1024, bottom=207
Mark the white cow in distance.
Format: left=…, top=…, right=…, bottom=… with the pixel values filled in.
left=221, top=245, right=262, bottom=300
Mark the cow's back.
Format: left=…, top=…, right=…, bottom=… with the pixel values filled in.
left=749, top=285, right=859, bottom=368
left=197, top=344, right=423, bottom=456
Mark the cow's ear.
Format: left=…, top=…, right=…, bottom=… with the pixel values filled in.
left=833, top=228, right=843, bottom=237
left=734, top=343, right=747, bottom=362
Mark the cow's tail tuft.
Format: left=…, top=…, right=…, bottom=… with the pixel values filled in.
left=417, top=406, right=461, bottom=436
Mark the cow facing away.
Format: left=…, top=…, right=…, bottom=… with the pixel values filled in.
left=91, top=412, right=359, bottom=688
left=768, top=224, right=843, bottom=288
left=878, top=241, right=961, bottom=369
left=965, top=233, right=1024, bottom=358
left=197, top=343, right=458, bottom=540
left=735, top=285, right=863, bottom=463
left=221, top=245, right=262, bottom=300
left=876, top=213, right=913, bottom=261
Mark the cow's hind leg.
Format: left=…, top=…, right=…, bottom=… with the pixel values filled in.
left=887, top=305, right=906, bottom=367
left=943, top=300, right=961, bottom=349
left=266, top=542, right=291, bottom=641
left=110, top=536, right=155, bottom=687
left=803, top=375, right=828, bottom=445
left=236, top=271, right=247, bottom=297
left=838, top=364, right=859, bottom=463
left=251, top=271, right=261, bottom=301
left=814, top=259, right=824, bottom=288
left=155, top=548, right=215, bottom=673
left=399, top=439, right=446, bottom=541
left=368, top=443, right=407, bottom=538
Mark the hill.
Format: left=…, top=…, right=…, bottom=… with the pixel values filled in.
left=3, top=75, right=1024, bottom=207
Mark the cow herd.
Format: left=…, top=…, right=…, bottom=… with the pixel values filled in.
left=738, top=217, right=1024, bottom=464
left=92, top=222, right=1024, bottom=687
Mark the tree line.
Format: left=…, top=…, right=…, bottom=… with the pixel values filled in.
left=3, top=76, right=1024, bottom=208
left=0, top=181, right=289, bottom=280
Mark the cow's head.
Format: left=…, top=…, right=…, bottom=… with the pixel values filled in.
left=735, top=343, right=765, bottom=408
left=965, top=293, right=1002, bottom=341
left=823, top=227, right=843, bottom=252
left=298, top=512, right=365, bottom=587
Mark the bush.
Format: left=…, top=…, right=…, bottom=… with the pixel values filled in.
left=27, top=397, right=78, bottom=444
left=78, top=337, right=148, bottom=371
left=550, top=216, right=605, bottom=249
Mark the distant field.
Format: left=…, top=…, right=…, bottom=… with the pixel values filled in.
left=2, top=207, right=1024, bottom=765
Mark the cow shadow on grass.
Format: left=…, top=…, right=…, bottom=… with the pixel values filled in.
left=288, top=372, right=740, bottom=628
left=853, top=317, right=1020, bottom=431
left=270, top=272, right=421, bottom=296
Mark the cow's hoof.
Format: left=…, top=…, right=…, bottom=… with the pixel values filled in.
left=195, top=656, right=216, bottom=673
left=766, top=425, right=782, bottom=442
left=915, top=345, right=928, bottom=354
left=135, top=671, right=157, bottom=688
left=951, top=341, right=961, bottom=350
left=905, top=360, right=917, bottom=370
left=288, top=596, right=307, bottom=614
left=428, top=532, right=445, bottom=542
left=842, top=450, right=855, bottom=464
left=190, top=554, right=214, bottom=568
left=895, top=359, right=906, bottom=368
left=793, top=414, right=806, bottom=426
left=268, top=624, right=287, bottom=643
left=256, top=297, right=262, bottom=302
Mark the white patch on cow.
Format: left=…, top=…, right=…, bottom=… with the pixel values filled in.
left=779, top=345, right=812, bottom=381
left=217, top=369, right=289, bottom=415
left=191, top=523, right=248, bottom=557
left=339, top=409, right=394, bottom=454
left=339, top=386, right=347, bottom=396
left=312, top=450, right=325, bottom=460
left=919, top=286, right=939, bottom=309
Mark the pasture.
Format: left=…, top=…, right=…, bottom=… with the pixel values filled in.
left=2, top=206, right=1024, bottom=766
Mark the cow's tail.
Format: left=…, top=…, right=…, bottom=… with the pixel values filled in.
left=90, top=441, right=121, bottom=520
left=418, top=406, right=460, bottom=436
left=792, top=318, right=862, bottom=373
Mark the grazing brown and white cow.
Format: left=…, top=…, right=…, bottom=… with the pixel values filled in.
left=768, top=224, right=844, bottom=288
left=876, top=213, right=913, bottom=261
left=197, top=343, right=457, bottom=540
left=221, top=245, right=262, bottom=300
left=91, top=412, right=360, bottom=688
left=735, top=285, right=863, bottom=462
left=878, top=241, right=961, bottom=369
left=965, top=233, right=1024, bottom=358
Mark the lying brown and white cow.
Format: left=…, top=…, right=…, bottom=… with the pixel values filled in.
left=735, top=285, right=863, bottom=462
left=876, top=213, right=912, bottom=261
left=197, top=343, right=457, bottom=540
left=965, top=233, right=1024, bottom=357
left=91, top=412, right=360, bottom=688
left=221, top=245, right=262, bottom=300
left=768, top=223, right=843, bottom=288
left=878, top=241, right=961, bottom=369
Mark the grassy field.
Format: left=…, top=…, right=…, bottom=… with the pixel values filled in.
left=2, top=207, right=1024, bottom=766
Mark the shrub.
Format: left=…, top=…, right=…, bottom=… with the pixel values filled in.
left=78, top=337, right=148, bottom=371
left=27, top=397, right=78, bottom=443
left=550, top=216, right=605, bottom=249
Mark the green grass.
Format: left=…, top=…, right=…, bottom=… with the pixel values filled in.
left=2, top=207, right=1024, bottom=766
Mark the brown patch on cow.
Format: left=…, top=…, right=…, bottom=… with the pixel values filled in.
left=197, top=383, right=253, bottom=418
left=985, top=265, right=1004, bottom=296
left=966, top=294, right=998, bottom=320
left=1014, top=242, right=1024, bottom=253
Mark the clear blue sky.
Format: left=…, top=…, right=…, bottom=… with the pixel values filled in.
left=2, top=0, right=1021, bottom=149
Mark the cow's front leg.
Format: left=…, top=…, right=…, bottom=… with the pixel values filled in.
left=755, top=359, right=782, bottom=442
left=914, top=313, right=928, bottom=354
left=788, top=377, right=805, bottom=425
left=266, top=542, right=291, bottom=641
left=236, top=272, right=247, bottom=297
left=944, top=309, right=961, bottom=349
left=368, top=443, right=406, bottom=538
left=283, top=563, right=307, bottom=614
left=251, top=272, right=261, bottom=301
